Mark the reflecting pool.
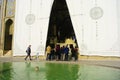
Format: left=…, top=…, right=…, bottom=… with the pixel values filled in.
left=0, top=62, right=120, bottom=80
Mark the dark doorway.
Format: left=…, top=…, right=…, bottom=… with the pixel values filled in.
left=46, top=0, right=77, bottom=47
left=4, top=19, right=13, bottom=50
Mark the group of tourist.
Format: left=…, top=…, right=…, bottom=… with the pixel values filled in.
left=46, top=44, right=79, bottom=61
left=24, top=44, right=79, bottom=61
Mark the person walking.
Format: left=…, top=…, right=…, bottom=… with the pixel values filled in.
left=25, top=45, right=32, bottom=60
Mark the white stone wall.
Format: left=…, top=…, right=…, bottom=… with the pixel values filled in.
left=14, top=0, right=120, bottom=56
left=66, top=0, right=120, bottom=56
left=13, top=0, right=54, bottom=56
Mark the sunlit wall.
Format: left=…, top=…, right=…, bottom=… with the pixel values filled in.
left=14, top=0, right=120, bottom=56
left=13, top=0, right=54, bottom=56
left=66, top=0, right=120, bottom=56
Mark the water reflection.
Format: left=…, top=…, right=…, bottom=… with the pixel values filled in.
left=77, top=64, right=120, bottom=80
left=0, top=62, right=13, bottom=80
left=25, top=62, right=31, bottom=80
left=0, top=62, right=120, bottom=80
left=45, top=63, right=79, bottom=80
left=24, top=62, right=46, bottom=80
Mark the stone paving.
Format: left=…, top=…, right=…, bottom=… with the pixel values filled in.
left=0, top=56, right=120, bottom=69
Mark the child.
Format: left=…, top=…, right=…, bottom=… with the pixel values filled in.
left=35, top=52, right=39, bottom=60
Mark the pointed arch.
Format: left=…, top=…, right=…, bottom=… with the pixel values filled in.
left=46, top=0, right=78, bottom=48
left=4, top=19, right=13, bottom=50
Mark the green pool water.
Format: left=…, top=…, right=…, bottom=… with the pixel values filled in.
left=0, top=62, right=120, bottom=80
